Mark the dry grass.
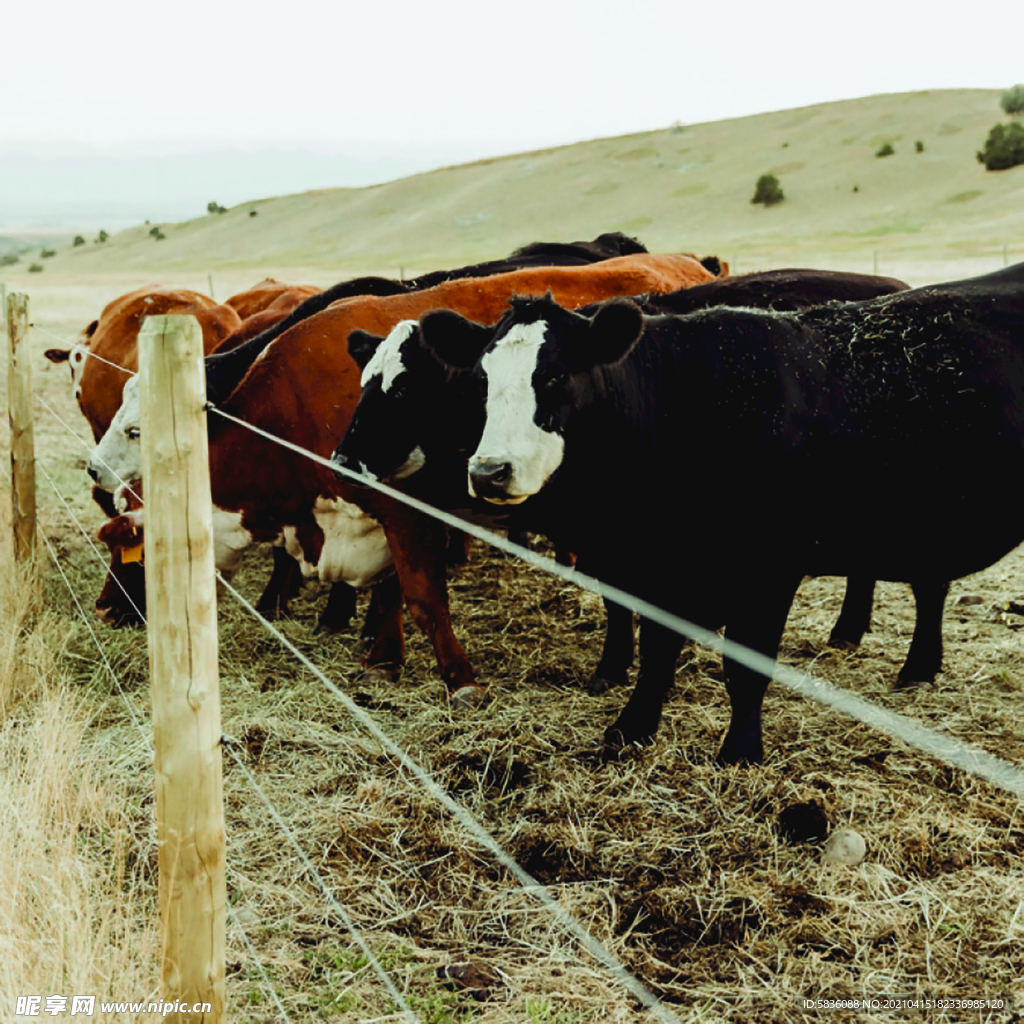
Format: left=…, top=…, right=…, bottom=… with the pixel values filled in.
left=0, top=506, right=161, bottom=1021
left=5, top=269, right=1024, bottom=1022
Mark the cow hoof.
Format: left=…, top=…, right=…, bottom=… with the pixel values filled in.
left=313, top=619, right=349, bottom=636
left=826, top=637, right=859, bottom=652
left=894, top=670, right=937, bottom=690
left=96, top=607, right=144, bottom=629
left=600, top=723, right=653, bottom=759
left=449, top=685, right=487, bottom=711
left=714, top=741, right=765, bottom=768
left=356, top=663, right=402, bottom=684
left=586, top=672, right=627, bottom=696
left=257, top=607, right=288, bottom=622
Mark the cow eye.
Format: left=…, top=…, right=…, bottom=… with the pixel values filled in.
left=127, top=427, right=140, bottom=441
left=543, top=373, right=567, bottom=391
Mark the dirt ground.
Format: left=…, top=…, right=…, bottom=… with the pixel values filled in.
left=8, top=271, right=1024, bottom=1023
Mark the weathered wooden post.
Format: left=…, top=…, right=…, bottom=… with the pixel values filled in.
left=7, top=293, right=36, bottom=563
left=139, top=314, right=225, bottom=1023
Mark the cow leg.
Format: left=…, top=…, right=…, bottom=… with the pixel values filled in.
left=717, top=573, right=802, bottom=767
left=255, top=546, right=305, bottom=620
left=95, top=547, right=147, bottom=627
left=896, top=580, right=949, bottom=687
left=602, top=617, right=685, bottom=751
left=315, top=582, right=359, bottom=635
left=588, top=599, right=634, bottom=694
left=386, top=513, right=483, bottom=706
left=445, top=527, right=472, bottom=567
left=357, top=575, right=404, bottom=679
left=828, top=575, right=877, bottom=649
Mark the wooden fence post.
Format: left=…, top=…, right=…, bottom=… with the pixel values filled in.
left=139, top=314, right=225, bottom=1024
left=7, top=293, right=36, bottom=563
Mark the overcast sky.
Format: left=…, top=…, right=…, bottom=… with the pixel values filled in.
left=3, top=0, right=1021, bottom=229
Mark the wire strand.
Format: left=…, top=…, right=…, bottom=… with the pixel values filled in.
left=204, top=402, right=1024, bottom=801
left=223, top=745, right=419, bottom=1024
left=215, top=570, right=685, bottom=1024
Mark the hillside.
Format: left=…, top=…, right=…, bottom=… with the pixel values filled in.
left=8, top=89, right=1024, bottom=281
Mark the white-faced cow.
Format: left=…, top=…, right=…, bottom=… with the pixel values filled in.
left=411, top=263, right=1024, bottom=764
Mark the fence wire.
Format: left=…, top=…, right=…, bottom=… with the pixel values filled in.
left=32, top=329, right=686, bottom=1021
left=22, top=309, right=1024, bottom=1021
left=20, top=432, right=413, bottom=1024
left=205, top=402, right=1024, bottom=802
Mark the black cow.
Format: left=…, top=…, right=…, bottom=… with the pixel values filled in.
left=407, top=263, right=1024, bottom=764
left=203, top=232, right=651, bottom=405
left=644, top=267, right=908, bottom=314
left=333, top=268, right=931, bottom=697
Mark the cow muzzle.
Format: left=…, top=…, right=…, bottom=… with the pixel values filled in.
left=468, top=458, right=518, bottom=502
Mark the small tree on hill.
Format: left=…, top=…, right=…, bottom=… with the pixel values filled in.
left=95, top=229, right=108, bottom=243
left=977, top=122, right=1024, bottom=170
left=751, top=173, right=784, bottom=206
left=1001, top=84, right=1024, bottom=116
left=876, top=142, right=894, bottom=157
left=72, top=234, right=85, bottom=247
left=207, top=201, right=228, bottom=215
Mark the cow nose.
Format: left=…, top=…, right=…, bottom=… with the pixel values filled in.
left=469, top=458, right=513, bottom=498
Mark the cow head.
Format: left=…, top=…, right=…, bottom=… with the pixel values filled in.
left=45, top=337, right=92, bottom=405
left=87, top=374, right=141, bottom=492
left=423, top=296, right=645, bottom=504
left=333, top=316, right=489, bottom=485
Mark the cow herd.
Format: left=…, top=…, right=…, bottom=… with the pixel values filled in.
left=46, top=235, right=1024, bottom=765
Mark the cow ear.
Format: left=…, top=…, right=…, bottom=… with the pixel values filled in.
left=348, top=329, right=384, bottom=371
left=567, top=299, right=646, bottom=371
left=44, top=348, right=71, bottom=364
left=419, top=309, right=492, bottom=369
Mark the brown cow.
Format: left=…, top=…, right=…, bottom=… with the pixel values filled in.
left=45, top=284, right=242, bottom=442
left=89, top=252, right=724, bottom=690
left=44, top=286, right=242, bottom=625
left=218, top=280, right=323, bottom=351
left=224, top=278, right=320, bottom=320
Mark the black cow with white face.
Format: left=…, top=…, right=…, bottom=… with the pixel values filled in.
left=413, top=264, right=1024, bottom=764
left=334, top=269, right=959, bottom=700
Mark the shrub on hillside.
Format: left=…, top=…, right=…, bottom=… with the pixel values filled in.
left=149, top=226, right=166, bottom=241
left=1001, top=84, right=1024, bottom=116
left=0, top=253, right=19, bottom=266
left=976, top=122, right=1024, bottom=170
left=28, top=263, right=43, bottom=273
left=95, top=230, right=108, bottom=243
left=751, top=173, right=784, bottom=206
left=72, top=235, right=85, bottom=247
left=876, top=142, right=894, bottom=157
left=915, top=140, right=924, bottom=153
left=207, top=201, right=228, bottom=215
left=40, top=248, right=56, bottom=258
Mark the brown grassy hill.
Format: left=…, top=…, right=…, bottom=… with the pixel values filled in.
left=13, top=89, right=1024, bottom=281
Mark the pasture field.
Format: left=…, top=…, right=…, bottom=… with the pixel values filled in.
left=3, top=266, right=1024, bottom=1024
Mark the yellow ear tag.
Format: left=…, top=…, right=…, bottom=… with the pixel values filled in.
left=122, top=544, right=144, bottom=565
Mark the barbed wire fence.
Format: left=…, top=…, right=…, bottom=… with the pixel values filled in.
left=19, top=319, right=691, bottom=1023
left=11, top=308, right=1024, bottom=1020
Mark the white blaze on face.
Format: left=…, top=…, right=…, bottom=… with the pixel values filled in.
left=356, top=320, right=427, bottom=481
left=469, top=320, right=565, bottom=503
left=88, top=375, right=141, bottom=492
left=70, top=344, right=89, bottom=402
left=360, top=320, right=417, bottom=391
